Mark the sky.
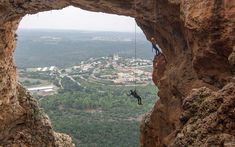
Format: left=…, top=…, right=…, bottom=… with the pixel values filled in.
left=19, top=6, right=142, bottom=32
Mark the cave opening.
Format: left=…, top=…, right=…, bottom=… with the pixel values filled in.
left=15, top=6, right=158, bottom=146
left=1, top=1, right=234, bottom=146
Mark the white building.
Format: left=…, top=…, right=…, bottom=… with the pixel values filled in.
left=73, top=66, right=81, bottom=70
left=49, top=66, right=56, bottom=71
left=28, top=85, right=54, bottom=92
left=81, top=64, right=92, bottom=71
left=42, top=67, right=48, bottom=72
left=28, top=85, right=57, bottom=96
left=37, top=67, right=42, bottom=71
left=113, top=53, right=119, bottom=61
left=134, top=69, right=144, bottom=75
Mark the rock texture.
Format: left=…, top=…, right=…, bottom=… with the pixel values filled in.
left=0, top=0, right=234, bottom=147
left=0, top=84, right=74, bottom=147
left=173, top=82, right=235, bottom=147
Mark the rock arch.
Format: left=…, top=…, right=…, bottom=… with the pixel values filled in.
left=0, top=0, right=234, bottom=146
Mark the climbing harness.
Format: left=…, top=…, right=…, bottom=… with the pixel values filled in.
left=127, top=90, right=143, bottom=105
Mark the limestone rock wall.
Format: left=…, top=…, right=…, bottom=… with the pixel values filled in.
left=173, top=81, right=235, bottom=146
left=0, top=84, right=74, bottom=147
left=0, top=0, right=234, bottom=146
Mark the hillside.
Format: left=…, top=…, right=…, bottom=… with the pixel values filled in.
left=39, top=84, right=157, bottom=147
left=15, top=29, right=152, bottom=68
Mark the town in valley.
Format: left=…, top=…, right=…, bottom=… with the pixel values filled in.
left=19, top=54, right=153, bottom=96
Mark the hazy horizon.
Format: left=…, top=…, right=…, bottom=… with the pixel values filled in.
left=17, top=28, right=143, bottom=33
left=19, top=6, right=142, bottom=33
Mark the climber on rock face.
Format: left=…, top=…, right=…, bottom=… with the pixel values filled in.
left=151, top=37, right=167, bottom=63
left=127, top=89, right=143, bottom=105
left=151, top=37, right=162, bottom=56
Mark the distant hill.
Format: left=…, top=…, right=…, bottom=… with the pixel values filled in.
left=15, top=29, right=153, bottom=68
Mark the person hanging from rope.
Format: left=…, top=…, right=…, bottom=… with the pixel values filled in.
left=127, top=89, right=143, bottom=105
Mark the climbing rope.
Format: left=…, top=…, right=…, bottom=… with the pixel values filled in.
left=153, top=0, right=157, bottom=37
left=134, top=21, right=137, bottom=90
left=127, top=0, right=144, bottom=106
left=134, top=0, right=137, bottom=90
